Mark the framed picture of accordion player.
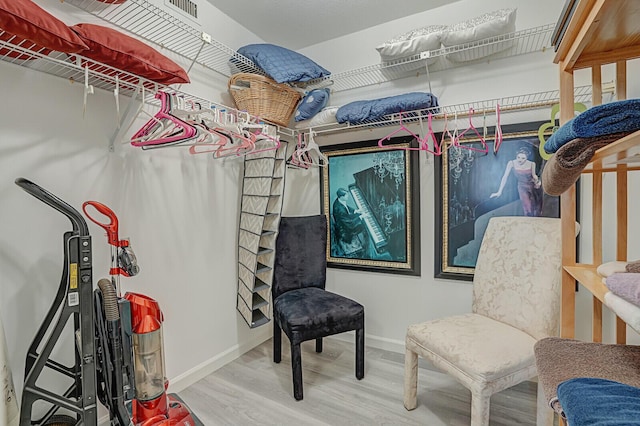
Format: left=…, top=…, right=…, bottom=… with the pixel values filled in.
left=319, top=135, right=421, bottom=276
left=434, top=120, right=567, bottom=281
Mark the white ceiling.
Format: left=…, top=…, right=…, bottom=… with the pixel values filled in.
left=207, top=0, right=461, bottom=50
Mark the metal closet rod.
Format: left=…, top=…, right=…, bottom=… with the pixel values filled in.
left=126, top=87, right=296, bottom=136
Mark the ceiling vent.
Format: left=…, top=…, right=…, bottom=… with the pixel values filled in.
left=167, top=0, right=198, bottom=20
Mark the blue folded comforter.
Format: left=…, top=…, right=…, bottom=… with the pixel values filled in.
left=336, top=92, right=439, bottom=124
left=544, top=98, right=640, bottom=153
left=558, top=378, right=640, bottom=425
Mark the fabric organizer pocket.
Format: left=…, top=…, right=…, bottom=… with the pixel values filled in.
left=238, top=229, right=260, bottom=254
left=239, top=246, right=258, bottom=271
left=240, top=212, right=265, bottom=235
left=241, top=195, right=268, bottom=215
left=243, top=178, right=272, bottom=196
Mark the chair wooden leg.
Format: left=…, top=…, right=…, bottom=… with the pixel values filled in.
left=355, top=327, right=364, bottom=380
left=291, top=342, right=303, bottom=400
left=536, top=382, right=554, bottom=426
left=273, top=321, right=281, bottom=363
left=403, top=348, right=418, bottom=410
left=470, top=391, right=491, bottom=426
left=315, top=338, right=322, bottom=353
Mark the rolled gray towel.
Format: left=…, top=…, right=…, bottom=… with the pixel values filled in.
left=626, top=259, right=640, bottom=273
left=542, top=132, right=630, bottom=196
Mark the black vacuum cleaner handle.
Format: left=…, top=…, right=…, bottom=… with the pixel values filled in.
left=15, top=177, right=90, bottom=236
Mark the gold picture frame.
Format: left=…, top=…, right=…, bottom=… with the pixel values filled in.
left=319, top=135, right=421, bottom=276
left=434, top=121, right=563, bottom=280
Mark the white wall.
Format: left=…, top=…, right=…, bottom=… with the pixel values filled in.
left=2, top=1, right=640, bottom=420
left=0, top=0, right=268, bottom=415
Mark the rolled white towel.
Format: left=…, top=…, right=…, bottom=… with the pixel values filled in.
left=596, top=260, right=628, bottom=278
left=604, top=291, right=640, bottom=334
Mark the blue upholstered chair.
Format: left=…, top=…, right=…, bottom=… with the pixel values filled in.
left=272, top=215, right=365, bottom=400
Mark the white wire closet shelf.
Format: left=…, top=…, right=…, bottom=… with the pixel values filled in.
left=62, top=0, right=553, bottom=94
left=0, top=38, right=294, bottom=142
left=0, top=38, right=161, bottom=97
left=303, top=85, right=593, bottom=136
left=309, top=23, right=555, bottom=92
left=62, top=0, right=264, bottom=77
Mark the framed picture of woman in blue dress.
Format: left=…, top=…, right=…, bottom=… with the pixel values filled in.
left=434, top=120, right=569, bottom=281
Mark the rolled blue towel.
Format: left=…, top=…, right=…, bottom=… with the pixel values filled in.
left=544, top=99, right=640, bottom=153
left=558, top=378, right=640, bottom=425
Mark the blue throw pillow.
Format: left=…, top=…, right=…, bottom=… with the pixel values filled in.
left=336, top=92, right=439, bottom=125
left=237, top=44, right=330, bottom=83
left=295, top=88, right=330, bottom=122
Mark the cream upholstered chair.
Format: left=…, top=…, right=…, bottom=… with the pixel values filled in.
left=404, top=216, right=562, bottom=426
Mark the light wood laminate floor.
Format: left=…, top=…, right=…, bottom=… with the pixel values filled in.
left=178, top=337, right=541, bottom=425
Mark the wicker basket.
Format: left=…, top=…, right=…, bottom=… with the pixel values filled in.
left=229, top=73, right=302, bottom=127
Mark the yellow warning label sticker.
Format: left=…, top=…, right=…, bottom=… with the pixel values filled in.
left=70, top=263, right=78, bottom=290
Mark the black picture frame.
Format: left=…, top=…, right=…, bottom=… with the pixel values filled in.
left=434, top=121, right=564, bottom=281
left=319, top=135, right=421, bottom=276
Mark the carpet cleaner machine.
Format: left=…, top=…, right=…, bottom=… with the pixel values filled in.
left=15, top=178, right=199, bottom=426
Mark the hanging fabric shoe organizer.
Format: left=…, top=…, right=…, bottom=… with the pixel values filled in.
left=237, top=139, right=288, bottom=328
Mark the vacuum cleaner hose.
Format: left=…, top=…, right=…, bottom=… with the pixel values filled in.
left=97, top=279, right=134, bottom=426
left=98, top=279, right=120, bottom=322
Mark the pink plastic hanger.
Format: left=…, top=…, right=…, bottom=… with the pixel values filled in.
left=493, top=103, right=504, bottom=154
left=212, top=125, right=256, bottom=159
left=130, top=90, right=172, bottom=140
left=287, top=133, right=311, bottom=169
left=185, top=107, right=236, bottom=154
left=296, top=130, right=328, bottom=167
left=378, top=112, right=424, bottom=150
left=130, top=91, right=197, bottom=147
left=419, top=113, right=444, bottom=155
left=187, top=123, right=232, bottom=155
left=247, top=123, right=280, bottom=155
left=172, top=105, right=233, bottom=154
left=438, top=112, right=457, bottom=156
left=120, top=83, right=165, bottom=143
left=454, top=108, right=489, bottom=154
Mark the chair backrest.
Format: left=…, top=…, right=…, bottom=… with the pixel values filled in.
left=472, top=216, right=562, bottom=340
left=272, top=215, right=327, bottom=299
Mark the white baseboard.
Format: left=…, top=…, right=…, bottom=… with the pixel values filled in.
left=167, top=330, right=404, bottom=395
left=167, top=331, right=403, bottom=395
left=326, top=331, right=405, bottom=354
left=168, top=328, right=272, bottom=393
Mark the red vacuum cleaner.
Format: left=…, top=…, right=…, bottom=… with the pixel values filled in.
left=83, top=201, right=198, bottom=426
left=16, top=178, right=200, bottom=426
